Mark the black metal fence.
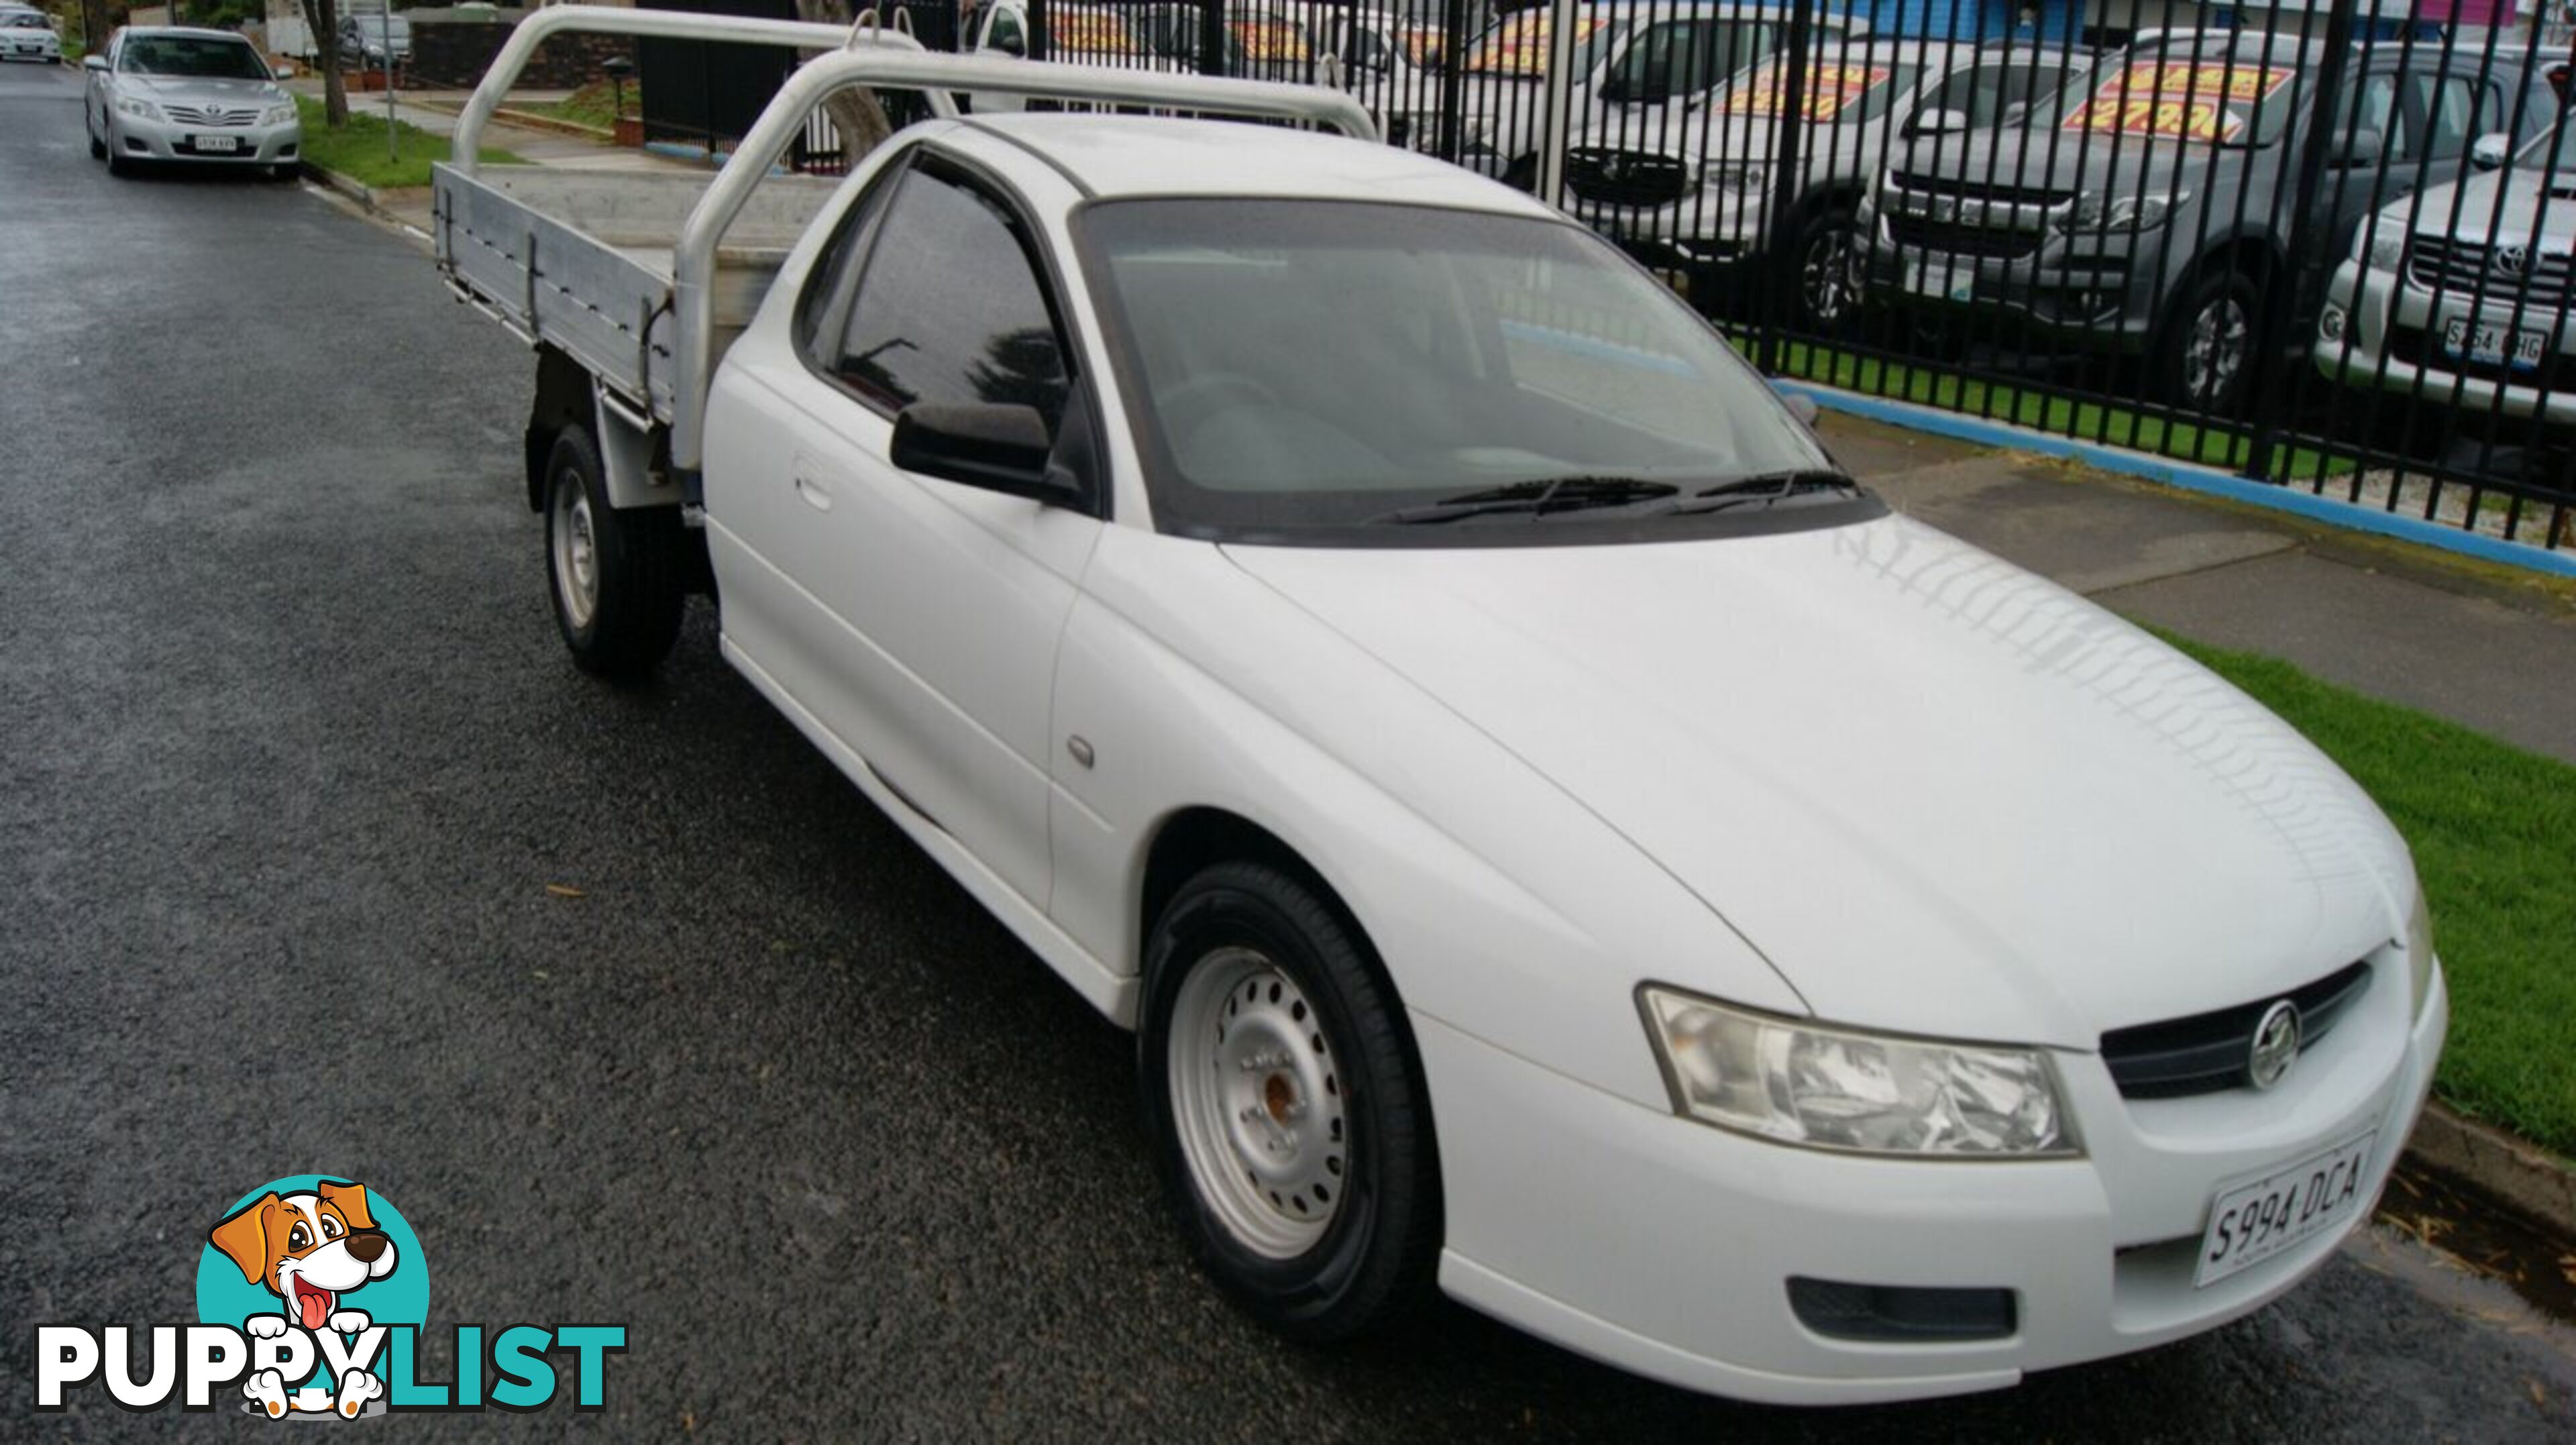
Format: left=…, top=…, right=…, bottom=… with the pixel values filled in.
left=659, top=0, right=2576, bottom=552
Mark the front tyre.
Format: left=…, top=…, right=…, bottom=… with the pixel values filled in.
left=542, top=427, right=686, bottom=680
left=1140, top=862, right=1440, bottom=1343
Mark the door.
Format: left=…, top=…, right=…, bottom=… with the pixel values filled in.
left=704, top=149, right=1103, bottom=907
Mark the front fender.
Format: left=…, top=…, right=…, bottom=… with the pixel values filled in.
left=1046, top=527, right=1806, bottom=1114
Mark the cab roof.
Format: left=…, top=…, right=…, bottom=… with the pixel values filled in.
left=956, top=114, right=1558, bottom=216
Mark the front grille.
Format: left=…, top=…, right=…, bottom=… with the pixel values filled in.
left=2387, top=321, right=2576, bottom=390
left=164, top=105, right=262, bottom=127
left=2406, top=236, right=2575, bottom=309
left=1564, top=148, right=1691, bottom=207
left=1886, top=170, right=2076, bottom=210
left=1885, top=213, right=2039, bottom=260
left=2099, top=961, right=2372, bottom=1100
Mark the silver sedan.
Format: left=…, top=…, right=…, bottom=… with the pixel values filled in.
left=84, top=27, right=301, bottom=179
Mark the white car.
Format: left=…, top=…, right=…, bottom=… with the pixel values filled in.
left=440, top=18, right=2446, bottom=1405
left=2320, top=119, right=2576, bottom=425
left=0, top=5, right=62, bottom=63
left=84, top=27, right=302, bottom=178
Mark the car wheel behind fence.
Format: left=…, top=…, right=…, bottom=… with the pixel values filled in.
left=1795, top=209, right=1866, bottom=336
left=2155, top=271, right=2259, bottom=417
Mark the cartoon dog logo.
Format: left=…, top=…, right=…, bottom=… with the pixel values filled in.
left=208, top=1181, right=397, bottom=1419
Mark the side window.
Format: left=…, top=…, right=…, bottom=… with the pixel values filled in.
left=794, top=153, right=910, bottom=364
left=985, top=7, right=1025, bottom=56
left=820, top=166, right=1073, bottom=433
left=2408, top=74, right=2475, bottom=159
left=2341, top=74, right=2403, bottom=162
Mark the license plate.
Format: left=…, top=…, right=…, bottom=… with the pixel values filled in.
left=1907, top=258, right=1974, bottom=303
left=2194, top=1131, right=2377, bottom=1287
left=2441, top=315, right=2547, bottom=372
left=193, top=134, right=239, bottom=154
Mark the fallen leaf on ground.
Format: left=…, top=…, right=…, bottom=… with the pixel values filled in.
left=544, top=883, right=585, bottom=898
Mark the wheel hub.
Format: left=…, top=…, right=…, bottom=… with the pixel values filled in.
left=1169, top=948, right=1347, bottom=1259
left=551, top=471, right=599, bottom=629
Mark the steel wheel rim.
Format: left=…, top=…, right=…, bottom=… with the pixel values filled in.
left=1803, top=225, right=1859, bottom=325
left=551, top=471, right=598, bottom=631
left=2186, top=295, right=2249, bottom=403
left=1168, top=946, right=1347, bottom=1260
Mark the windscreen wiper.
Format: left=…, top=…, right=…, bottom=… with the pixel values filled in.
left=1370, top=476, right=1679, bottom=525
left=1651, top=468, right=1864, bottom=516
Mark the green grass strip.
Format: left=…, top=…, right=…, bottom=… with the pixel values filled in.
left=293, top=95, right=519, bottom=190
left=2171, top=636, right=2576, bottom=1160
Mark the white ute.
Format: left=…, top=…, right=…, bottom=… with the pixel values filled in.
left=435, top=9, right=2447, bottom=1405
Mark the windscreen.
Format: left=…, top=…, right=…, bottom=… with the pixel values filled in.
left=1464, top=11, right=1619, bottom=79
left=120, top=36, right=269, bottom=78
left=2058, top=56, right=2300, bottom=146
left=1597, top=18, right=1778, bottom=105
left=1076, top=199, right=1841, bottom=542
left=1715, top=55, right=1921, bottom=124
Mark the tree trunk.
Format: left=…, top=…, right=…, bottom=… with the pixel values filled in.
left=791, top=0, right=894, bottom=165
left=307, top=0, right=347, bottom=125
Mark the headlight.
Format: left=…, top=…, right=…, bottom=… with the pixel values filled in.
left=1702, top=160, right=1767, bottom=193
left=2406, top=891, right=2436, bottom=1018
left=115, top=96, right=164, bottom=121
left=1639, top=986, right=2079, bottom=1157
left=2363, top=228, right=2406, bottom=270
left=262, top=103, right=297, bottom=126
left=2056, top=190, right=2185, bottom=233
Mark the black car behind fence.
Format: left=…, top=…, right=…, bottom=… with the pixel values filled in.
left=644, top=0, right=2576, bottom=553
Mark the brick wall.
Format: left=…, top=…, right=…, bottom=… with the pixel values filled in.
left=409, top=13, right=637, bottom=91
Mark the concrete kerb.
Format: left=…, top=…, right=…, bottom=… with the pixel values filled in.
left=2407, top=1102, right=2576, bottom=1244
left=1776, top=380, right=2576, bottom=581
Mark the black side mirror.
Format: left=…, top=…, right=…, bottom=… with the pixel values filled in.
left=890, top=402, right=1074, bottom=504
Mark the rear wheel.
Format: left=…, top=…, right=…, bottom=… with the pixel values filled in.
left=542, top=427, right=686, bottom=680
left=1140, top=861, right=1440, bottom=1342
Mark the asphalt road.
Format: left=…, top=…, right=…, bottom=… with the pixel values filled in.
left=3, top=57, right=2572, bottom=1440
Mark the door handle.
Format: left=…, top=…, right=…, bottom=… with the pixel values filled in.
left=793, top=472, right=834, bottom=511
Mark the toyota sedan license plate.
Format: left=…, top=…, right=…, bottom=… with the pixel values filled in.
left=2442, top=315, right=2546, bottom=372
left=2194, top=1132, right=2377, bottom=1287
left=193, top=135, right=239, bottom=154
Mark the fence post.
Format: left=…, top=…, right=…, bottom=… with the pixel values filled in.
left=2244, top=0, right=2359, bottom=484
left=1030, top=0, right=1049, bottom=62
left=1198, top=0, right=1224, bottom=76
left=1434, top=0, right=1464, bottom=164
left=1532, top=0, right=1579, bottom=209
left=1756, top=0, right=1817, bottom=376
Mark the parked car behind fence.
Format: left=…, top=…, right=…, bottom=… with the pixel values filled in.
left=668, top=0, right=2576, bottom=554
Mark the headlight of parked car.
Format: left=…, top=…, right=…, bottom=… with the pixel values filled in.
left=115, top=96, right=164, bottom=121
left=2407, top=890, right=2436, bottom=1018
left=1702, top=160, right=1767, bottom=193
left=2363, top=228, right=2407, bottom=270
left=262, top=103, right=297, bottom=126
left=2057, top=190, right=2184, bottom=233
left=1639, top=985, right=2079, bottom=1157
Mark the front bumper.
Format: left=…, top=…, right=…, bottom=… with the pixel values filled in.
left=1568, top=187, right=1770, bottom=275
left=111, top=111, right=301, bottom=165
left=1861, top=213, right=2166, bottom=355
left=1420, top=953, right=2447, bottom=1405
left=2318, top=257, right=2576, bottom=427
left=1, top=38, right=59, bottom=60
